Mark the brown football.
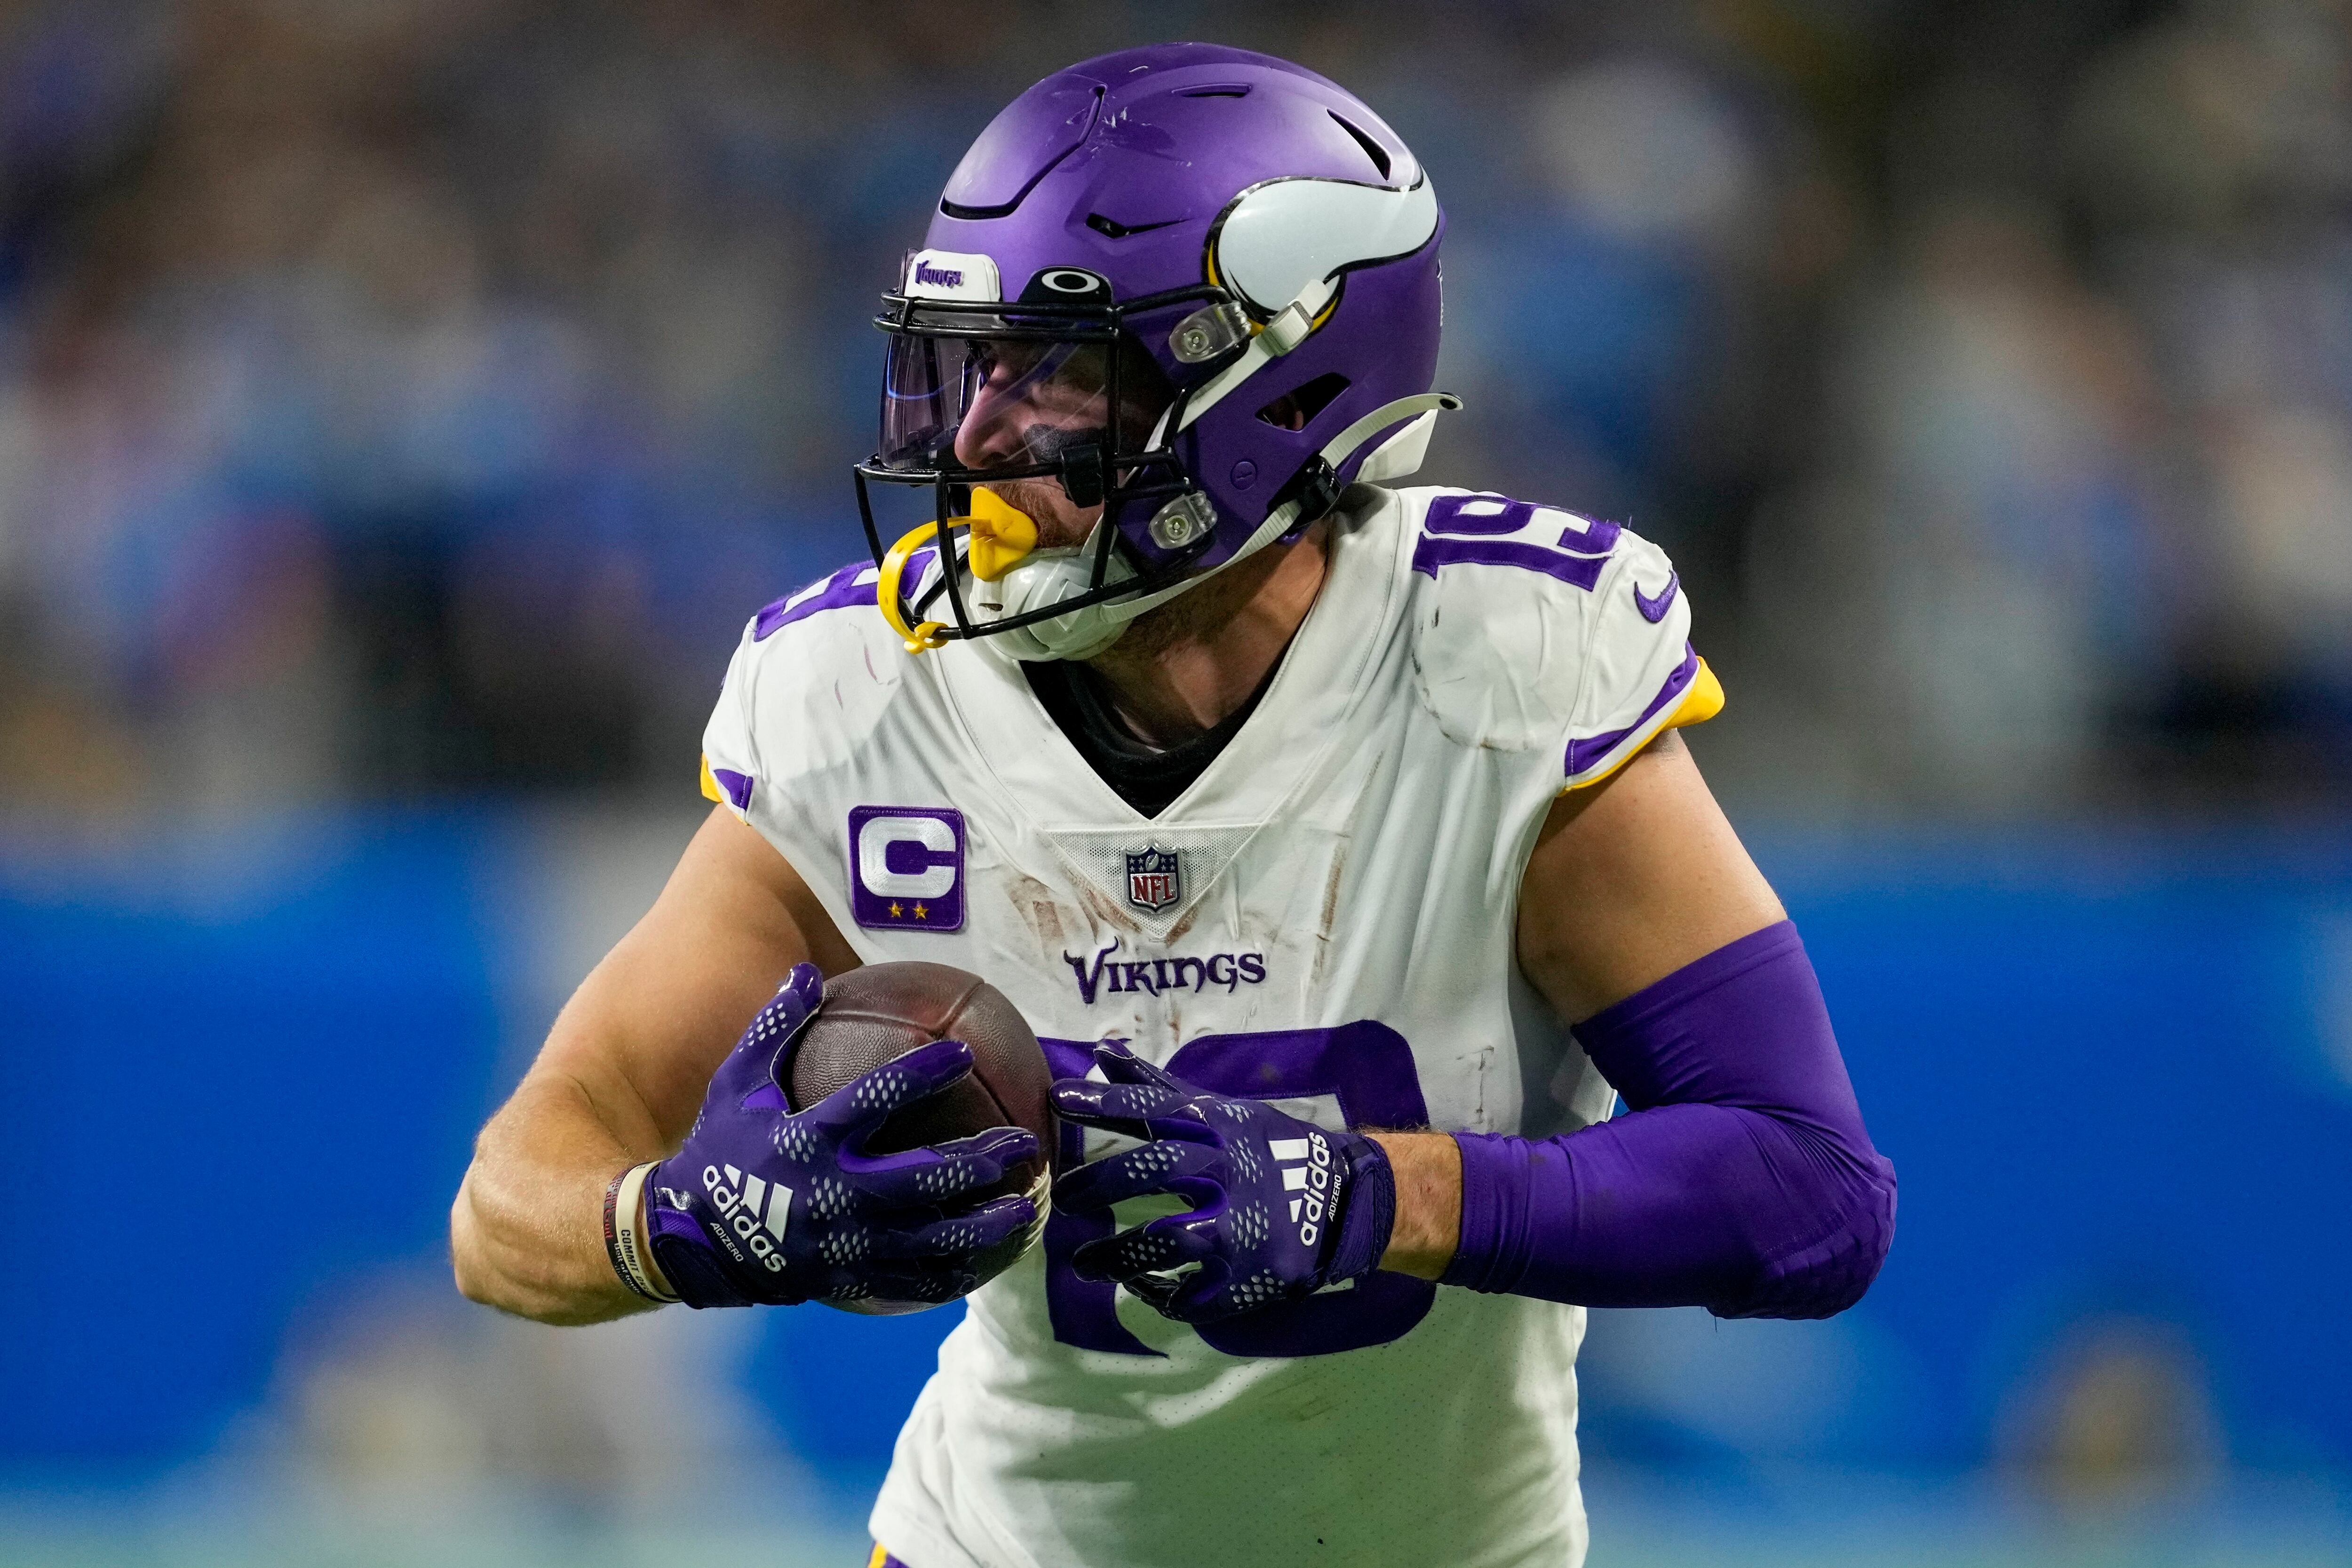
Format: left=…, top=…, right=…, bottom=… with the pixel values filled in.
left=782, top=961, right=1054, bottom=1313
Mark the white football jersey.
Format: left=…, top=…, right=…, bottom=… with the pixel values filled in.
left=700, top=484, right=1718, bottom=1568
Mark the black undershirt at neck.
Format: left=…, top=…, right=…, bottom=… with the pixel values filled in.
left=1022, top=656, right=1279, bottom=818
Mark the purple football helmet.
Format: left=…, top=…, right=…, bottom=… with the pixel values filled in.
left=854, top=42, right=1455, bottom=661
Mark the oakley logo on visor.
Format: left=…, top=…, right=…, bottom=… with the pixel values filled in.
left=849, top=806, right=967, bottom=931
left=904, top=249, right=1000, bottom=302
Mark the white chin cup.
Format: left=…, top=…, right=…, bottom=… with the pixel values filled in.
left=963, top=393, right=1462, bottom=663
left=974, top=497, right=1308, bottom=664
left=976, top=544, right=1139, bottom=662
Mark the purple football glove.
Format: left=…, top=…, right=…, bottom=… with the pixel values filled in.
left=1050, top=1044, right=1396, bottom=1322
left=645, top=963, right=1040, bottom=1310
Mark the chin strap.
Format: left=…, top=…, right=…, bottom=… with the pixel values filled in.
left=1314, top=392, right=1462, bottom=489
left=900, top=390, right=1464, bottom=662
left=1206, top=389, right=1465, bottom=570
left=1172, top=276, right=1341, bottom=432
left=1051, top=389, right=1466, bottom=639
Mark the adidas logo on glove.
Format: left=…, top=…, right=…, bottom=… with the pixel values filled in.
left=1269, top=1133, right=1335, bottom=1249
left=703, top=1162, right=792, bottom=1274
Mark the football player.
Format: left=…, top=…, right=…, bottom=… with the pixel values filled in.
left=451, top=43, right=1895, bottom=1568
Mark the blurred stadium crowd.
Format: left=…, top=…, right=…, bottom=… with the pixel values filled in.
left=2, top=0, right=2349, bottom=818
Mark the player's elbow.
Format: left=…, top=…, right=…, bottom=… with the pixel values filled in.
left=448, top=1166, right=502, bottom=1308
left=450, top=1245, right=497, bottom=1311
left=448, top=1163, right=553, bottom=1320
left=1716, top=1150, right=1896, bottom=1321
left=450, top=1160, right=634, bottom=1325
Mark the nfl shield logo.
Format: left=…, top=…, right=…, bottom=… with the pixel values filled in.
left=1125, top=846, right=1183, bottom=913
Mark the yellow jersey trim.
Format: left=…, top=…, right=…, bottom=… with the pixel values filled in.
left=699, top=753, right=724, bottom=805
left=1561, top=657, right=1724, bottom=793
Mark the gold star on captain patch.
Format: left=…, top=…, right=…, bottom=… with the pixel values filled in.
left=914, top=903, right=929, bottom=920
left=888, top=901, right=903, bottom=918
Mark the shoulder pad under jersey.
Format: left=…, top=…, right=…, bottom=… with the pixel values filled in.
left=1398, top=487, right=1722, bottom=789
left=699, top=557, right=924, bottom=820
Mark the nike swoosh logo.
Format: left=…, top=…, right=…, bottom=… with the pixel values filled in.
left=1634, top=572, right=1679, bottom=623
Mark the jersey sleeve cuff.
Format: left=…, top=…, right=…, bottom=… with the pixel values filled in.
left=699, top=753, right=756, bottom=816
left=1560, top=648, right=1724, bottom=791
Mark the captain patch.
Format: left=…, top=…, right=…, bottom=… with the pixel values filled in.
left=849, top=806, right=966, bottom=932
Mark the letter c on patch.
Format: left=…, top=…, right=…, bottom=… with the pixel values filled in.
left=846, top=805, right=965, bottom=932
left=857, top=814, right=958, bottom=898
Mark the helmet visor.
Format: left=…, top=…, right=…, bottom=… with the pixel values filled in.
left=878, top=327, right=1122, bottom=475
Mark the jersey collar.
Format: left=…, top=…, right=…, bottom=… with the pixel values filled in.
left=936, top=485, right=1406, bottom=833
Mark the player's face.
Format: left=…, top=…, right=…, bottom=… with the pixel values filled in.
left=952, top=338, right=1167, bottom=548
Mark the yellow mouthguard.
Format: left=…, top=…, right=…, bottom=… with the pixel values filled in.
left=877, top=520, right=949, bottom=653
left=875, top=490, right=1042, bottom=654
left=964, top=487, right=1038, bottom=581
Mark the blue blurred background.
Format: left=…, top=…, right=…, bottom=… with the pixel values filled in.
left=3, top=1, right=2349, bottom=1563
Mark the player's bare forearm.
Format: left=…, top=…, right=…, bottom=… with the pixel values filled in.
left=450, top=807, right=853, bottom=1323
left=452, top=1051, right=667, bottom=1324
left=1368, top=1132, right=1461, bottom=1280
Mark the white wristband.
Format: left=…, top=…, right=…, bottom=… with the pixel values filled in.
left=606, top=1161, right=680, bottom=1305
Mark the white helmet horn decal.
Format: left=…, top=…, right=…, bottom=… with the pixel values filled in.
left=1212, top=176, right=1441, bottom=318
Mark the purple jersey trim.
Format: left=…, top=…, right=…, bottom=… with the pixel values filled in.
left=753, top=550, right=937, bottom=643
left=711, top=767, right=754, bottom=811
left=1563, top=643, right=1699, bottom=780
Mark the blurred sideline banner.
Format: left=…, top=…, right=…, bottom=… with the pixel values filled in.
left=2, top=809, right=2347, bottom=1496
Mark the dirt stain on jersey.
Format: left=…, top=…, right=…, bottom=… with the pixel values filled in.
left=1311, top=844, right=1349, bottom=986
left=1003, top=874, right=1067, bottom=949
left=1069, top=876, right=1143, bottom=937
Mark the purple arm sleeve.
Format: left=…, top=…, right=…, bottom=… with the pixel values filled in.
left=1443, top=921, right=1895, bottom=1320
